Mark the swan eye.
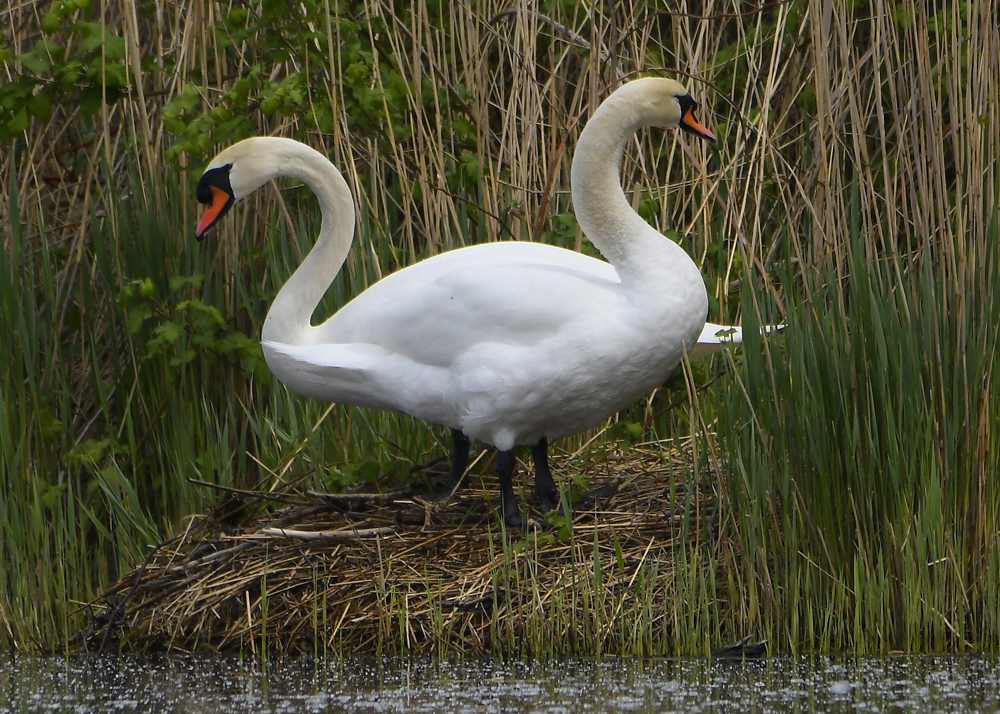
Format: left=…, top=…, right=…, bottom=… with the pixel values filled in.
left=196, top=182, right=215, bottom=205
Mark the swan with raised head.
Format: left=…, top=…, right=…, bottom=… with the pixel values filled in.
left=196, top=77, right=727, bottom=526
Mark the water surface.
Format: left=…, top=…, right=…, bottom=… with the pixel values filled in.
left=2, top=654, right=998, bottom=713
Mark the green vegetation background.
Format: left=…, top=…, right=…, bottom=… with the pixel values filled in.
left=1, top=0, right=998, bottom=653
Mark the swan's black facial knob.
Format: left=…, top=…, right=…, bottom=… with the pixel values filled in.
left=195, top=164, right=235, bottom=240
left=676, top=95, right=716, bottom=142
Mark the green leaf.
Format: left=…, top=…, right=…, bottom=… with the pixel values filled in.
left=209, top=106, right=232, bottom=123
left=169, top=349, right=196, bottom=366
left=152, top=320, right=183, bottom=343
left=103, top=35, right=127, bottom=61
left=147, top=320, right=184, bottom=355
left=103, top=63, right=129, bottom=88
left=260, top=96, right=279, bottom=115
left=164, top=85, right=203, bottom=116
left=623, top=421, right=643, bottom=440
left=55, top=59, right=82, bottom=88
left=7, top=107, right=29, bottom=134
left=460, top=152, right=479, bottom=182
left=41, top=483, right=66, bottom=509
left=347, top=456, right=382, bottom=484
left=19, top=51, right=50, bottom=75
left=117, top=283, right=136, bottom=303
left=126, top=304, right=152, bottom=334
left=453, top=117, right=475, bottom=140
left=80, top=87, right=102, bottom=116
left=37, top=408, right=63, bottom=439
left=185, top=299, right=225, bottom=325
left=26, top=92, right=50, bottom=120
left=76, top=22, right=104, bottom=53
left=68, top=438, right=111, bottom=466
left=40, top=12, right=61, bottom=35
left=168, top=274, right=204, bottom=292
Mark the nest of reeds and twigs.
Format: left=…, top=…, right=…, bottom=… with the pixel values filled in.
left=75, top=438, right=733, bottom=656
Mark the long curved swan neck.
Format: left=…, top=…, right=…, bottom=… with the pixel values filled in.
left=570, top=82, right=687, bottom=282
left=256, top=140, right=356, bottom=345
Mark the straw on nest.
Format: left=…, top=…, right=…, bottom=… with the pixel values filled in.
left=76, top=438, right=727, bottom=656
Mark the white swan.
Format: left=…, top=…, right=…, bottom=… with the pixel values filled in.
left=196, top=77, right=727, bottom=526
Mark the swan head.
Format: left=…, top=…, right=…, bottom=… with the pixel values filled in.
left=195, top=137, right=302, bottom=239
left=615, top=77, right=716, bottom=141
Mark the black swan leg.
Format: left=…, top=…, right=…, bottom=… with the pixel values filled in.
left=532, top=437, right=559, bottom=514
left=428, top=429, right=471, bottom=498
left=494, top=450, right=522, bottom=527
left=445, top=428, right=471, bottom=489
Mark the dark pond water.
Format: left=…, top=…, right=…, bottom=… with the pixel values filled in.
left=1, top=654, right=998, bottom=713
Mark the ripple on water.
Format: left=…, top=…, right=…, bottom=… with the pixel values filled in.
left=2, top=654, right=1000, bottom=713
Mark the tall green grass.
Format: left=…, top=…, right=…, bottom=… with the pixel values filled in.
left=719, top=202, right=1000, bottom=652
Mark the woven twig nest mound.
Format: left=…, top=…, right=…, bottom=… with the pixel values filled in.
left=79, top=440, right=726, bottom=656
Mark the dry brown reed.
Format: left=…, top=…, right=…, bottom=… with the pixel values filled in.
left=79, top=439, right=725, bottom=656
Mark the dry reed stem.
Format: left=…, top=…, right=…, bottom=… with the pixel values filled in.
left=82, top=440, right=725, bottom=655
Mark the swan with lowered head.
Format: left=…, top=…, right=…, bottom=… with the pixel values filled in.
left=196, top=77, right=725, bottom=526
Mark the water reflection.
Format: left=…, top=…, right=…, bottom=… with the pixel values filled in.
left=2, top=653, right=998, bottom=713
